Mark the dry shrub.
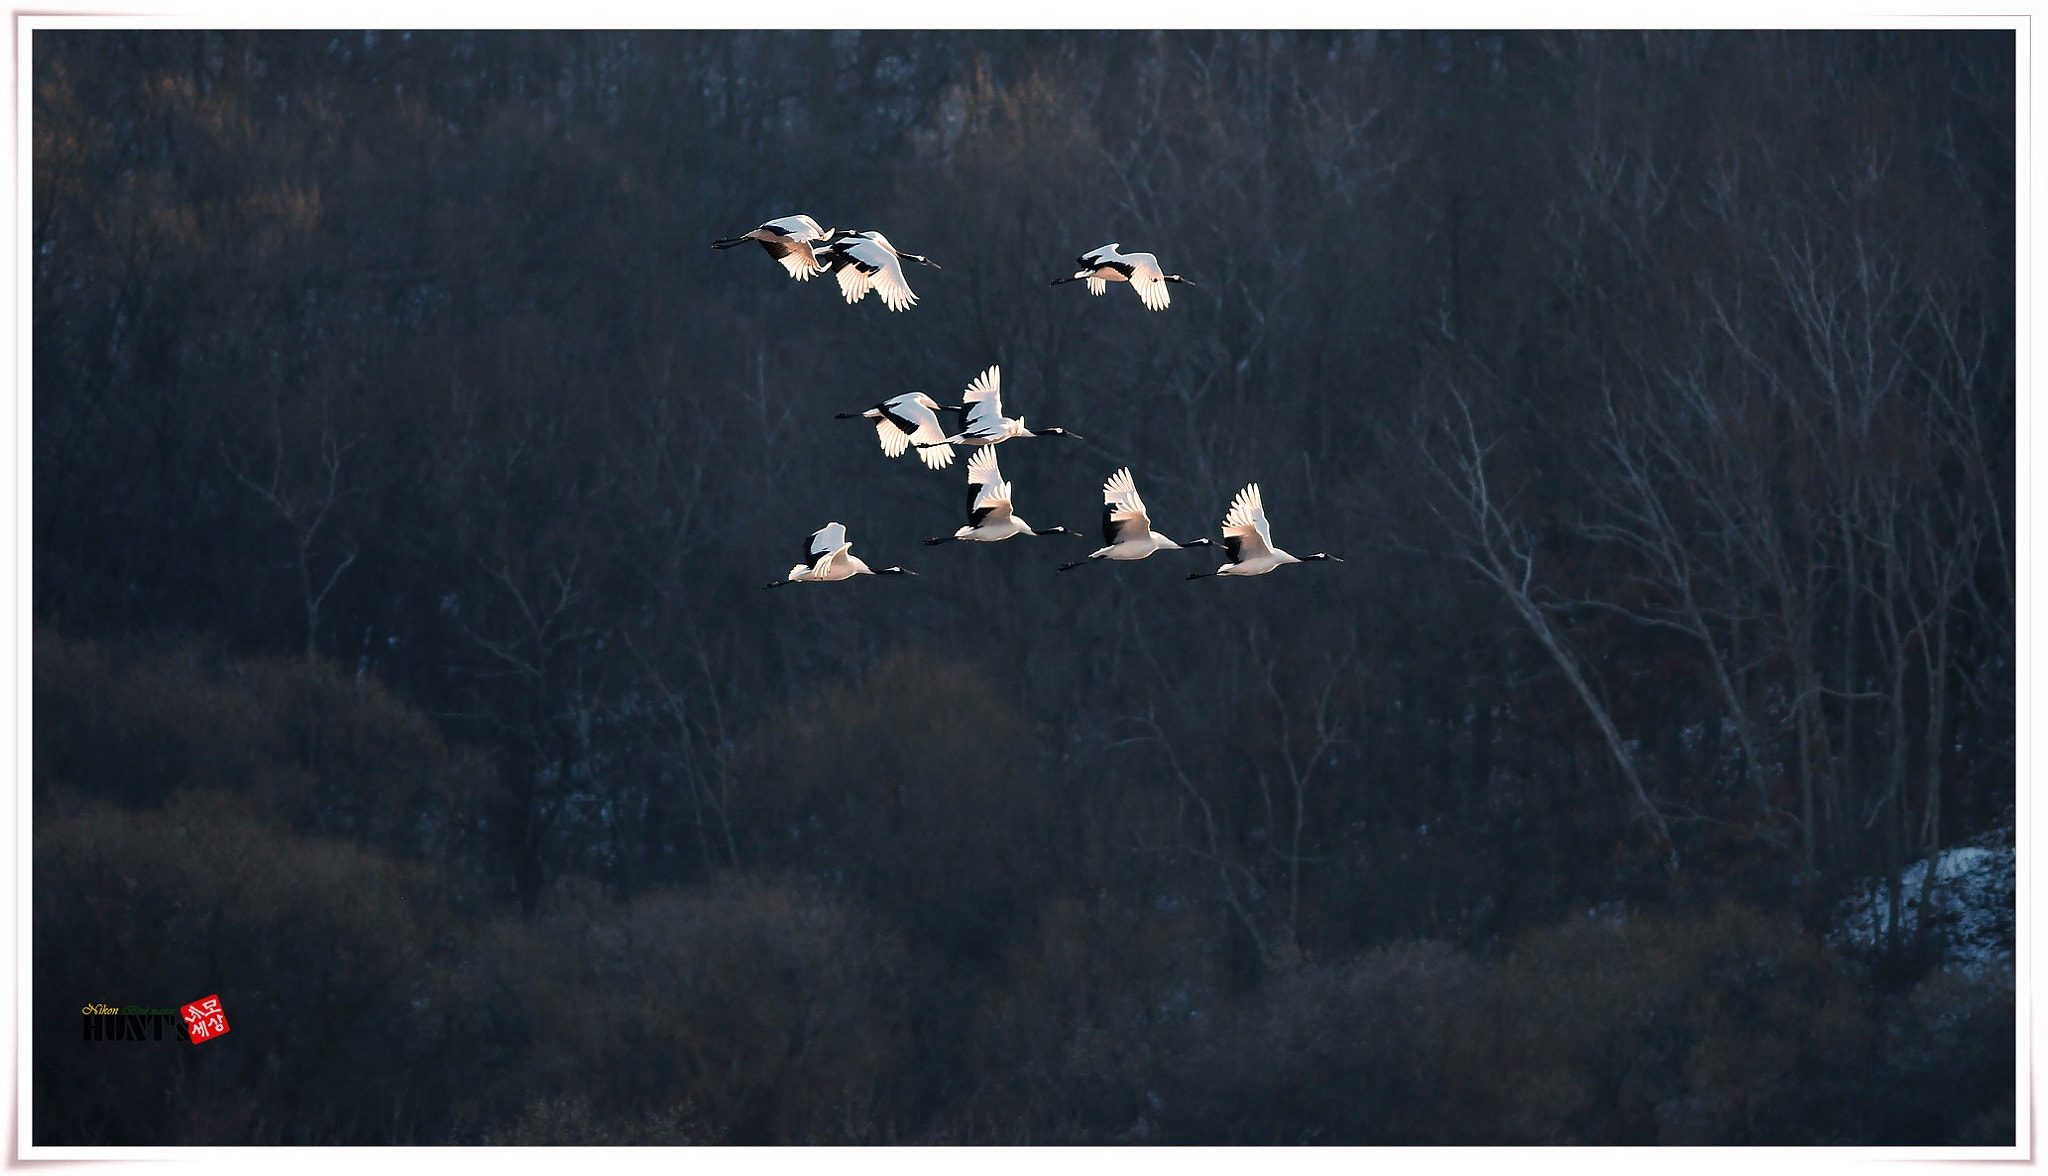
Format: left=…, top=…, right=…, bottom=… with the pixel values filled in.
left=34, top=794, right=447, bottom=1143
left=1153, top=939, right=1492, bottom=1144
left=440, top=872, right=912, bottom=1144
left=35, top=626, right=497, bottom=877
left=1869, top=964, right=2016, bottom=1145
left=1495, top=904, right=1870, bottom=1144
left=960, top=891, right=1220, bottom=1141
left=36, top=628, right=280, bottom=803
left=741, top=646, right=1057, bottom=959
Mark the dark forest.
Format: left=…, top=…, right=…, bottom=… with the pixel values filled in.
left=32, top=29, right=2014, bottom=1145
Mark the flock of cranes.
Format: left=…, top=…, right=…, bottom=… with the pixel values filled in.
left=711, top=215, right=939, bottom=312
left=715, top=214, right=1343, bottom=586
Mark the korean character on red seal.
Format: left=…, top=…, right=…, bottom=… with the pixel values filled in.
left=181, top=995, right=229, bottom=1044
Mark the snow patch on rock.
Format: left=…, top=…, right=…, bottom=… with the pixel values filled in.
left=1834, top=835, right=2014, bottom=975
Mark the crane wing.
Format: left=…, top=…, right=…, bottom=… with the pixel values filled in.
left=966, top=447, right=1013, bottom=526
left=818, top=545, right=856, bottom=578
left=831, top=236, right=917, bottom=312
left=1131, top=274, right=1170, bottom=311
left=913, top=422, right=954, bottom=471
left=766, top=238, right=822, bottom=281
left=877, top=396, right=923, bottom=434
left=761, top=214, right=828, bottom=242
left=961, top=365, right=1004, bottom=436
left=883, top=394, right=954, bottom=469
left=865, top=251, right=919, bottom=312
left=752, top=216, right=827, bottom=280
left=1101, top=467, right=1151, bottom=544
left=1221, top=484, right=1273, bottom=564
left=1128, top=255, right=1170, bottom=311
left=968, top=493, right=1013, bottom=530
left=1086, top=276, right=1108, bottom=296
left=806, top=522, right=849, bottom=568
left=832, top=253, right=875, bottom=304
left=871, top=413, right=912, bottom=459
left=967, top=445, right=1004, bottom=492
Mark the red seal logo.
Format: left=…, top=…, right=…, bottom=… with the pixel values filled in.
left=180, top=995, right=229, bottom=1044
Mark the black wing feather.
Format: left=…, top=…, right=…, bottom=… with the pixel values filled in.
left=879, top=403, right=921, bottom=435
left=1222, top=534, right=1246, bottom=564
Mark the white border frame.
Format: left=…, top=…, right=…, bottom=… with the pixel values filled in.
left=7, top=7, right=2032, bottom=1171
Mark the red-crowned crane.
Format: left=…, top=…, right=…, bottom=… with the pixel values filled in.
left=1187, top=484, right=1343, bottom=578
left=917, top=365, right=1083, bottom=449
left=1058, top=467, right=1213, bottom=570
left=815, top=230, right=939, bottom=312
left=835, top=392, right=962, bottom=471
left=924, top=446, right=1080, bottom=545
left=1050, top=243, right=1194, bottom=311
left=765, top=522, right=917, bottom=587
left=711, top=215, right=835, bottom=281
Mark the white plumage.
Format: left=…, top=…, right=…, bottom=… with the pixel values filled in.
left=1058, top=467, right=1213, bottom=570
left=816, top=230, right=939, bottom=312
left=1189, top=484, right=1344, bottom=578
left=766, top=522, right=916, bottom=586
left=1051, top=243, right=1194, bottom=312
left=921, top=365, right=1084, bottom=449
left=710, top=214, right=835, bottom=281
left=924, top=447, right=1078, bottom=544
left=837, top=392, right=959, bottom=471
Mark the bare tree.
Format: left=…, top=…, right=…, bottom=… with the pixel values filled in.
left=220, top=397, right=359, bottom=658
left=1416, top=383, right=1678, bottom=869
